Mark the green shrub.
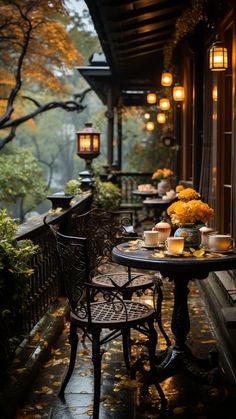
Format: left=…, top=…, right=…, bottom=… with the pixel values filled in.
left=94, top=181, right=121, bottom=210
left=64, top=179, right=82, bottom=195
left=0, top=209, right=39, bottom=369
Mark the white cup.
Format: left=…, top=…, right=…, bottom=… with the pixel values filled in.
left=199, top=226, right=215, bottom=246
left=143, top=230, right=158, bottom=246
left=165, top=237, right=185, bottom=254
left=207, top=234, right=234, bottom=251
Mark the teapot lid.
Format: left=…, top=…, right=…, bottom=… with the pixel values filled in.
left=199, top=226, right=214, bottom=233
left=155, top=220, right=170, bottom=228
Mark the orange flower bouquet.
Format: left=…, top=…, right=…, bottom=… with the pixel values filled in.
left=167, top=199, right=214, bottom=226
left=152, top=168, right=173, bottom=181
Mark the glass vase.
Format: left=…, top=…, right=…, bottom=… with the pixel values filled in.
left=174, top=223, right=201, bottom=248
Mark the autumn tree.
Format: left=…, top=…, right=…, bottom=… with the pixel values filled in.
left=0, top=0, right=89, bottom=149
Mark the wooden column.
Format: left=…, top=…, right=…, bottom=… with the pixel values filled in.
left=107, top=87, right=114, bottom=167
left=117, top=106, right=122, bottom=170
left=193, top=29, right=204, bottom=191
left=174, top=103, right=181, bottom=184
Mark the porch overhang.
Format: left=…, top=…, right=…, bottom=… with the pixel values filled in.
left=84, top=0, right=191, bottom=106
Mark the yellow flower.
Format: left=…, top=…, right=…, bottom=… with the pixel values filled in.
left=167, top=199, right=214, bottom=225
left=177, top=188, right=200, bottom=201
left=176, top=185, right=185, bottom=193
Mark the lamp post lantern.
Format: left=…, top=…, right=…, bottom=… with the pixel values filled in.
left=76, top=122, right=100, bottom=190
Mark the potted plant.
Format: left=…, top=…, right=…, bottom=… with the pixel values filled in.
left=47, top=179, right=82, bottom=210
left=167, top=188, right=214, bottom=247
left=93, top=180, right=121, bottom=210
left=152, top=168, right=173, bottom=195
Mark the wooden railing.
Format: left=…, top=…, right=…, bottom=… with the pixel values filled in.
left=2, top=194, right=92, bottom=367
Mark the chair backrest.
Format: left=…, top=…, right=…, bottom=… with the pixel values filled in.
left=48, top=222, right=128, bottom=325
left=72, top=208, right=136, bottom=271
left=49, top=224, right=91, bottom=320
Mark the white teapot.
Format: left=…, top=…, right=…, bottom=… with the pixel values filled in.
left=153, top=220, right=171, bottom=244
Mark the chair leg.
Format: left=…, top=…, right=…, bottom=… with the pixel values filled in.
left=92, top=329, right=102, bottom=419
left=122, top=328, right=131, bottom=371
left=59, top=322, right=78, bottom=398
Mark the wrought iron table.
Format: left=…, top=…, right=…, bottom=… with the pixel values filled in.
left=132, top=189, right=159, bottom=198
left=112, top=243, right=236, bottom=388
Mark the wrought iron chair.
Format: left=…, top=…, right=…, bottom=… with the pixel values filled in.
left=48, top=224, right=166, bottom=418
left=72, top=207, right=171, bottom=347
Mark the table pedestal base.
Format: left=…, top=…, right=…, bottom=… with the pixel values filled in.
left=140, top=344, right=220, bottom=398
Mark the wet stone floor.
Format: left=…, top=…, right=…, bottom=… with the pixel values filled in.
left=16, top=277, right=236, bottom=419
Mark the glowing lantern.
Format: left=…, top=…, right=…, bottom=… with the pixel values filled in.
left=173, top=85, right=185, bottom=102
left=145, top=121, right=155, bottom=131
left=209, top=40, right=228, bottom=71
left=159, top=98, right=170, bottom=111
left=156, top=113, right=166, bottom=124
left=146, top=92, right=157, bottom=104
left=161, top=72, right=173, bottom=87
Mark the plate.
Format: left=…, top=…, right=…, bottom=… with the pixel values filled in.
left=164, top=250, right=184, bottom=257
left=205, top=248, right=235, bottom=254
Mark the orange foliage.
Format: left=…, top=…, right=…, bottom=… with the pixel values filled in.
left=0, top=0, right=81, bottom=95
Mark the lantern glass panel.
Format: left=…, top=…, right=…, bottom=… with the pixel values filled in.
left=157, top=113, right=166, bottom=124
left=147, top=93, right=157, bottom=104
left=209, top=46, right=228, bottom=71
left=146, top=121, right=155, bottom=131
left=93, top=135, right=99, bottom=151
left=173, top=86, right=185, bottom=101
left=159, top=98, right=170, bottom=110
left=161, top=72, right=173, bottom=87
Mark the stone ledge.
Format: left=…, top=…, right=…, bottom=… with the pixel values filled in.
left=0, top=297, right=68, bottom=419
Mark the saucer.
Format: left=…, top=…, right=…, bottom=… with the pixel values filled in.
left=164, top=250, right=184, bottom=257
left=139, top=241, right=157, bottom=249
left=205, top=248, right=235, bottom=254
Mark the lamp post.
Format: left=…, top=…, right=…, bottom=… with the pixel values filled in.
left=76, top=122, right=100, bottom=190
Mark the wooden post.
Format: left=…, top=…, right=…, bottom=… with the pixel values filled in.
left=107, top=87, right=114, bottom=168
left=117, top=106, right=122, bottom=170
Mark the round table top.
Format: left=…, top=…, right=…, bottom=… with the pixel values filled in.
left=112, top=243, right=236, bottom=279
left=143, top=198, right=172, bottom=206
left=132, top=189, right=159, bottom=197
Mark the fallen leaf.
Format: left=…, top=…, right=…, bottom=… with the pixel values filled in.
left=15, top=368, right=26, bottom=374
left=193, top=249, right=205, bottom=257
left=35, top=386, right=53, bottom=395
left=34, top=402, right=48, bottom=410
left=173, top=406, right=186, bottom=414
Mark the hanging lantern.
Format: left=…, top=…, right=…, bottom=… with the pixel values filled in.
left=146, top=92, right=157, bottom=104
left=212, top=85, right=218, bottom=101
left=76, top=122, right=100, bottom=160
left=145, top=121, right=155, bottom=131
left=144, top=112, right=150, bottom=120
left=159, top=98, right=170, bottom=111
left=161, top=72, right=173, bottom=87
left=209, top=40, right=228, bottom=71
left=173, top=85, right=185, bottom=101
left=156, top=113, right=166, bottom=124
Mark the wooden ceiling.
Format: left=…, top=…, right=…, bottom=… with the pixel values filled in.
left=84, top=0, right=191, bottom=105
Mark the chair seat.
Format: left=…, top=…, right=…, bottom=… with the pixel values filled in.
left=92, top=272, right=154, bottom=291
left=71, top=300, right=155, bottom=328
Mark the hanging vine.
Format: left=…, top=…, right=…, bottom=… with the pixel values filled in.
left=163, top=0, right=207, bottom=68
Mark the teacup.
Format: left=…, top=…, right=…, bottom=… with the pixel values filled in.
left=143, top=230, right=158, bottom=246
left=199, top=226, right=215, bottom=246
left=207, top=234, right=234, bottom=251
left=165, top=237, right=185, bottom=254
